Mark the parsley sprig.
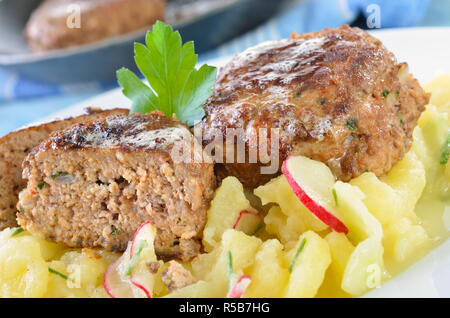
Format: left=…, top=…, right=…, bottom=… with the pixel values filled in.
left=117, top=21, right=217, bottom=126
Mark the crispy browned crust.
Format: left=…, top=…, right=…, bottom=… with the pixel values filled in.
left=200, top=25, right=429, bottom=188
left=0, top=108, right=129, bottom=230
left=24, top=0, right=166, bottom=52
left=18, top=112, right=216, bottom=261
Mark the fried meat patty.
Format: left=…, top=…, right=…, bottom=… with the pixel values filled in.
left=25, top=0, right=165, bottom=52
left=17, top=112, right=216, bottom=261
left=0, top=108, right=129, bottom=230
left=199, top=25, right=429, bottom=188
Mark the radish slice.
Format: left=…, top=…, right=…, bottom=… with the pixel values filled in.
left=103, top=242, right=148, bottom=298
left=103, top=221, right=158, bottom=298
left=226, top=274, right=251, bottom=298
left=282, top=156, right=348, bottom=234
left=129, top=222, right=157, bottom=297
left=233, top=210, right=263, bottom=235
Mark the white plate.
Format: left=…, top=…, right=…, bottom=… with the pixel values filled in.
left=30, top=27, right=450, bottom=298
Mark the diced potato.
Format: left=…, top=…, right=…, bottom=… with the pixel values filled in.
left=255, top=175, right=328, bottom=233
left=446, top=161, right=450, bottom=181
left=384, top=217, right=430, bottom=264
left=382, top=152, right=426, bottom=220
left=424, top=73, right=450, bottom=107
left=164, top=280, right=225, bottom=298
left=333, top=181, right=382, bottom=243
left=194, top=230, right=262, bottom=296
left=350, top=172, right=402, bottom=225
left=341, top=237, right=386, bottom=296
left=190, top=247, right=222, bottom=281
left=245, top=239, right=289, bottom=298
left=45, top=260, right=84, bottom=298
left=203, top=177, right=258, bottom=252
left=317, top=232, right=355, bottom=298
left=0, top=236, right=49, bottom=298
left=284, top=231, right=331, bottom=298
left=264, top=205, right=305, bottom=244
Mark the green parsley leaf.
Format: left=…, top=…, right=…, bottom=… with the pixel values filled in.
left=117, top=21, right=217, bottom=126
left=37, top=182, right=46, bottom=190
left=346, top=118, right=358, bottom=130
left=382, top=90, right=390, bottom=98
left=289, top=238, right=307, bottom=273
left=440, top=133, right=450, bottom=165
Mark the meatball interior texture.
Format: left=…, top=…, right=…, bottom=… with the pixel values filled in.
left=199, top=25, right=430, bottom=188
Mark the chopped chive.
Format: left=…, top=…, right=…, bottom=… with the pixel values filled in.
left=11, top=227, right=24, bottom=237
left=354, top=148, right=360, bottom=153
left=346, top=118, right=358, bottom=130
left=363, top=168, right=369, bottom=173
left=332, top=188, right=338, bottom=206
left=18, top=207, right=24, bottom=214
left=440, top=134, right=450, bottom=165
left=399, top=118, right=404, bottom=125
left=395, top=90, right=400, bottom=97
left=37, top=182, right=46, bottom=190
left=110, top=226, right=119, bottom=236
left=125, top=240, right=148, bottom=276
left=382, top=90, right=390, bottom=98
left=48, top=267, right=70, bottom=281
left=289, top=238, right=307, bottom=273
left=51, top=171, right=67, bottom=180
left=227, top=251, right=233, bottom=290
left=251, top=223, right=263, bottom=236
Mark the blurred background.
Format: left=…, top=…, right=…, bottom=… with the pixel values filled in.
left=0, top=0, right=449, bottom=135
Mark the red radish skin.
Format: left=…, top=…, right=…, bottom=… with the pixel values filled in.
left=227, top=275, right=251, bottom=298
left=129, top=221, right=156, bottom=298
left=130, top=276, right=151, bottom=298
left=282, top=157, right=348, bottom=234
left=104, top=221, right=156, bottom=298
left=130, top=221, right=153, bottom=256
left=232, top=210, right=262, bottom=230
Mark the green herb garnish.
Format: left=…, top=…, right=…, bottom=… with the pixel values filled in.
left=48, top=267, right=70, bottom=281
left=346, top=118, right=358, bottom=130
left=399, top=118, right=404, bottom=125
left=382, top=90, right=390, bottom=98
left=251, top=223, right=263, bottom=236
left=117, top=21, right=217, bottom=127
left=288, top=238, right=307, bottom=273
left=125, top=240, right=148, bottom=276
left=37, top=182, right=46, bottom=190
left=440, top=133, right=450, bottom=165
left=11, top=227, right=24, bottom=237
left=226, top=250, right=233, bottom=290
left=332, top=188, right=338, bottom=206
left=51, top=171, right=67, bottom=180
left=18, top=207, right=24, bottom=214
left=395, top=90, right=400, bottom=97
left=110, top=226, right=119, bottom=236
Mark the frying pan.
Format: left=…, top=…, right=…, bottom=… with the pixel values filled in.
left=0, top=0, right=290, bottom=83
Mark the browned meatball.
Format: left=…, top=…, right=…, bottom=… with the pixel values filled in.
left=25, top=0, right=165, bottom=52
left=199, top=25, right=429, bottom=188
left=17, top=112, right=216, bottom=261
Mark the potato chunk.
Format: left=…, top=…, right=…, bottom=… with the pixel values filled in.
left=284, top=231, right=331, bottom=298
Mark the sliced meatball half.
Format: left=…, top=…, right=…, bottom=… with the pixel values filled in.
left=17, top=112, right=216, bottom=261
left=199, top=25, right=430, bottom=188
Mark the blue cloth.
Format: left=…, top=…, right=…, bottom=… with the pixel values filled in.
left=1, top=0, right=448, bottom=136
